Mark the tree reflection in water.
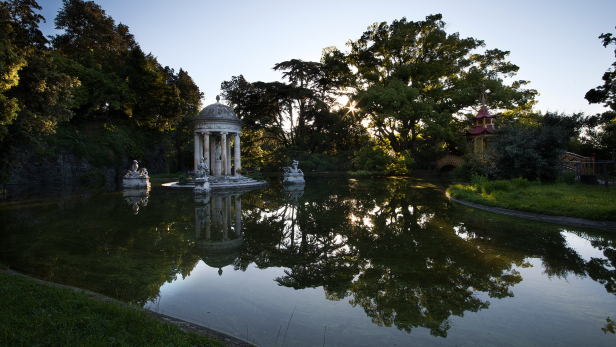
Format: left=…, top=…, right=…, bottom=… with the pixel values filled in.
left=0, top=178, right=615, bottom=338
left=237, top=179, right=616, bottom=337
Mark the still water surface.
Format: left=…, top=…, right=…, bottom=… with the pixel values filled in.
left=1, top=177, right=615, bottom=346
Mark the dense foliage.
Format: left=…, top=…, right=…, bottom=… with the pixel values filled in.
left=0, top=0, right=79, bottom=182
left=222, top=14, right=538, bottom=174
left=491, top=112, right=595, bottom=180
left=1, top=0, right=612, bottom=183
left=585, top=26, right=616, bottom=159
left=0, top=0, right=203, bottom=184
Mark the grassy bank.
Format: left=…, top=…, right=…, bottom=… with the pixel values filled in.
left=447, top=178, right=616, bottom=221
left=0, top=270, right=226, bottom=346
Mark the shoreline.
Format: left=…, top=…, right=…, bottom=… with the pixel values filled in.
left=447, top=193, right=616, bottom=230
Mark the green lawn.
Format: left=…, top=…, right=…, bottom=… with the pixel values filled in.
left=447, top=181, right=616, bottom=221
left=0, top=271, right=227, bottom=346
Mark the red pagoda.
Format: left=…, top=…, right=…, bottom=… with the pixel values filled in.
left=463, top=106, right=498, bottom=152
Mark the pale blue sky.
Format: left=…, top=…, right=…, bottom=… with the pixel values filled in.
left=38, top=0, right=615, bottom=115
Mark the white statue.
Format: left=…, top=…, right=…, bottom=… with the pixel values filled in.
left=195, top=157, right=209, bottom=179
left=291, top=160, right=302, bottom=174
left=282, top=159, right=304, bottom=184
left=215, top=142, right=222, bottom=161
left=282, top=160, right=303, bottom=174
left=124, top=160, right=149, bottom=178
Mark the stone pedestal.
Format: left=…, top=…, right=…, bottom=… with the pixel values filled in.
left=122, top=177, right=150, bottom=189
left=122, top=188, right=150, bottom=214
left=213, top=159, right=222, bottom=177
left=283, top=173, right=305, bottom=184
left=194, top=178, right=211, bottom=194
left=283, top=184, right=304, bottom=203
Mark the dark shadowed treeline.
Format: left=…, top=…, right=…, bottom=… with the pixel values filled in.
left=0, top=0, right=203, bottom=184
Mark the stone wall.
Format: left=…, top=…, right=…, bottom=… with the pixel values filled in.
left=7, top=149, right=118, bottom=187
left=6, top=142, right=171, bottom=188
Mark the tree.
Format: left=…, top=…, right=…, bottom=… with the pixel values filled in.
left=51, top=0, right=136, bottom=62
left=585, top=26, right=616, bottom=157
left=0, top=0, right=79, bottom=183
left=221, top=57, right=365, bottom=170
left=341, top=14, right=536, bottom=162
left=489, top=112, right=589, bottom=181
left=51, top=0, right=202, bottom=133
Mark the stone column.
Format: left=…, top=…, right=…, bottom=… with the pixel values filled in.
left=227, top=194, right=232, bottom=237
left=205, top=205, right=212, bottom=240
left=222, top=195, right=228, bottom=240
left=193, top=132, right=201, bottom=174
left=226, top=134, right=232, bottom=175
left=203, top=132, right=210, bottom=174
left=210, top=136, right=215, bottom=176
left=234, top=195, right=241, bottom=237
left=234, top=133, right=241, bottom=176
left=195, top=208, right=200, bottom=239
left=220, top=132, right=228, bottom=176
left=206, top=201, right=212, bottom=241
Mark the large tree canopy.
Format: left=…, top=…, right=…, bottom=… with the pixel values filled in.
left=51, top=0, right=136, bottom=61
left=584, top=26, right=616, bottom=157
left=221, top=58, right=365, bottom=164
left=0, top=0, right=204, bottom=182
left=0, top=0, right=79, bottom=182
left=338, top=14, right=536, bottom=160
left=49, top=0, right=203, bottom=132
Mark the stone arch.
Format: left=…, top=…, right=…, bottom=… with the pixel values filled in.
left=436, top=155, right=463, bottom=170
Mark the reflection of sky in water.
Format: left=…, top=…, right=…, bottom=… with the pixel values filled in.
left=148, top=256, right=616, bottom=347
left=154, top=181, right=616, bottom=346
left=2, top=178, right=616, bottom=347
left=563, top=230, right=613, bottom=267
left=147, top=261, right=439, bottom=347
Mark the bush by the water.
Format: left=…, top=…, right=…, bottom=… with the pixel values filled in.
left=178, top=174, right=188, bottom=185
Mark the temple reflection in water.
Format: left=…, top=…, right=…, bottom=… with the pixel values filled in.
left=194, top=190, right=247, bottom=276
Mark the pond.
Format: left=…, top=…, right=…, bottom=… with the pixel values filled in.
left=1, top=177, right=615, bottom=346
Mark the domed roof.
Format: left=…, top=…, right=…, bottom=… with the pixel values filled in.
left=194, top=95, right=240, bottom=122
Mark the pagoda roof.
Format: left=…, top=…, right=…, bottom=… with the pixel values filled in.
left=473, top=107, right=497, bottom=119
left=465, top=126, right=497, bottom=136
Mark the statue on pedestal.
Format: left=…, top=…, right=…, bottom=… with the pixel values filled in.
left=194, top=157, right=211, bottom=194
left=282, top=160, right=305, bottom=184
left=195, top=157, right=209, bottom=179
left=122, top=160, right=150, bottom=188
left=124, top=160, right=149, bottom=178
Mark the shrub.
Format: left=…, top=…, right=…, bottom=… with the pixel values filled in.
left=468, top=151, right=497, bottom=178
left=489, top=180, right=512, bottom=192
left=178, top=174, right=188, bottom=185
left=354, top=142, right=413, bottom=175
left=385, top=150, right=414, bottom=175
left=471, top=173, right=489, bottom=186
left=563, top=171, right=577, bottom=184
left=354, top=141, right=393, bottom=173
left=491, top=121, right=572, bottom=181
left=452, top=162, right=472, bottom=182
left=511, top=177, right=530, bottom=189
left=248, top=170, right=264, bottom=181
